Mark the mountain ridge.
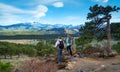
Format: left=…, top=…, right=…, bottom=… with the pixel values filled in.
left=0, top=22, right=82, bottom=35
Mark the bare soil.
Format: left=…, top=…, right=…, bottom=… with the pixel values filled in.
left=67, top=55, right=120, bottom=72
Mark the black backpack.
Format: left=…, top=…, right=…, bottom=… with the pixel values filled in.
left=58, top=41, right=64, bottom=49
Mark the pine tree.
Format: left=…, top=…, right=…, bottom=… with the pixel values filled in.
left=87, top=4, right=120, bottom=52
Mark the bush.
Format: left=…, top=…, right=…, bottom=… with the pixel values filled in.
left=0, top=42, right=37, bottom=58
left=16, top=58, right=57, bottom=72
left=36, top=42, right=56, bottom=56
left=20, top=45, right=37, bottom=57
left=0, top=62, right=13, bottom=72
left=112, top=42, right=120, bottom=54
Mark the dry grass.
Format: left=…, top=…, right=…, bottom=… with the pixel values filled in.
left=0, top=39, right=39, bottom=45
left=15, top=58, right=57, bottom=72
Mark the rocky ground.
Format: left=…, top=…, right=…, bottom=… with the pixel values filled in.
left=1, top=55, right=120, bottom=72
left=59, top=55, right=120, bottom=72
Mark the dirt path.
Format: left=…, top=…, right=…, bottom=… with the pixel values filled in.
left=67, top=55, right=120, bottom=72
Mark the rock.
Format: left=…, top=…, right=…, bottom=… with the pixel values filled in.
left=112, top=62, right=120, bottom=65
left=65, top=61, right=77, bottom=70
left=108, top=50, right=118, bottom=57
left=77, top=52, right=84, bottom=58
left=76, top=69, right=86, bottom=72
left=101, top=65, right=105, bottom=67
left=57, top=63, right=67, bottom=69
left=57, top=70, right=66, bottom=72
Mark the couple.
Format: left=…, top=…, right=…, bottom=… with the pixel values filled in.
left=55, top=35, right=73, bottom=64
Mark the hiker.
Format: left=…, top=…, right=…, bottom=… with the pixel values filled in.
left=55, top=37, right=64, bottom=64
left=66, top=34, right=73, bottom=56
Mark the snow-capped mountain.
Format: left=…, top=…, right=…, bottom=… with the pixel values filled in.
left=0, top=22, right=82, bottom=35
left=0, top=22, right=81, bottom=30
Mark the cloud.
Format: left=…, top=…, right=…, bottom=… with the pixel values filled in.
left=92, top=0, right=108, bottom=3
left=103, top=0, right=108, bottom=2
left=0, top=13, right=21, bottom=25
left=0, top=3, right=48, bottom=25
left=37, top=0, right=59, bottom=4
left=32, top=5, right=48, bottom=18
left=52, top=2, right=64, bottom=7
left=0, top=3, right=24, bottom=14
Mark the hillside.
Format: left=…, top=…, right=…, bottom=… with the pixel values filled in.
left=0, top=22, right=82, bottom=36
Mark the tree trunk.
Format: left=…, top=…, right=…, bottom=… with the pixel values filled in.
left=107, top=18, right=111, bottom=53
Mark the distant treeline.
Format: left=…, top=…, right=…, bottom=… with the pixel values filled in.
left=0, top=34, right=79, bottom=39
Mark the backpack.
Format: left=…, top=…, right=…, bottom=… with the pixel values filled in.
left=58, top=41, right=64, bottom=49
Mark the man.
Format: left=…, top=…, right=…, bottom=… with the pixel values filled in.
left=55, top=37, right=64, bottom=64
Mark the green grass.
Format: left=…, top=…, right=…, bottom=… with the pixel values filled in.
left=0, top=30, right=57, bottom=36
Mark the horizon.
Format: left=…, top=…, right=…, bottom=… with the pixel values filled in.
left=0, top=0, right=120, bottom=26
left=0, top=22, right=83, bottom=26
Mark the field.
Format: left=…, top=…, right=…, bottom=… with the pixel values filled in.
left=0, top=39, right=40, bottom=45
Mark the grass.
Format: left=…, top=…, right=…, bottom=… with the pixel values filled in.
left=0, top=55, right=32, bottom=72
left=0, top=39, right=40, bottom=45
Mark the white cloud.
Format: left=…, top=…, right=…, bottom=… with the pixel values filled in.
left=92, top=0, right=108, bottom=3
left=0, top=3, right=24, bottom=14
left=0, top=3, right=48, bottom=25
left=33, top=5, right=48, bottom=18
left=52, top=2, right=64, bottom=8
left=103, top=0, right=108, bottom=2
left=37, top=0, right=59, bottom=4
left=0, top=13, right=21, bottom=25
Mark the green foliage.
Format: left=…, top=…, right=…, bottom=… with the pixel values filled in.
left=76, top=21, right=95, bottom=49
left=87, top=4, right=120, bottom=41
left=0, top=42, right=37, bottom=58
left=112, top=42, right=120, bottom=54
left=87, top=4, right=120, bottom=50
left=87, top=4, right=120, bottom=19
left=111, top=22, right=120, bottom=40
left=36, top=42, right=45, bottom=51
left=0, top=40, right=56, bottom=57
left=36, top=42, right=56, bottom=56
left=84, top=43, right=93, bottom=48
left=76, top=4, right=120, bottom=51
left=0, top=62, right=13, bottom=72
left=20, top=45, right=37, bottom=57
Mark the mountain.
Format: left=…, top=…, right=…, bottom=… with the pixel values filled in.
left=0, top=22, right=82, bottom=35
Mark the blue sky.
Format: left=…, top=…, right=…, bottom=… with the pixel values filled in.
left=0, top=0, right=120, bottom=26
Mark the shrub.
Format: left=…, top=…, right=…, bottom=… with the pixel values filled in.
left=0, top=62, right=13, bottom=72
left=0, top=42, right=37, bottom=58
left=112, top=42, right=120, bottom=54
left=16, top=58, right=57, bottom=72
left=36, top=42, right=56, bottom=56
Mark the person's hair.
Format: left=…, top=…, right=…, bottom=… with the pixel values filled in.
left=67, top=34, right=71, bottom=38
left=58, top=36, right=62, bottom=39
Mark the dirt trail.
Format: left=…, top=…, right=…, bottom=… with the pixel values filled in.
left=67, top=55, right=120, bottom=72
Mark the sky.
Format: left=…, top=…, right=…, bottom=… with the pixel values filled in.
left=0, top=0, right=120, bottom=26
